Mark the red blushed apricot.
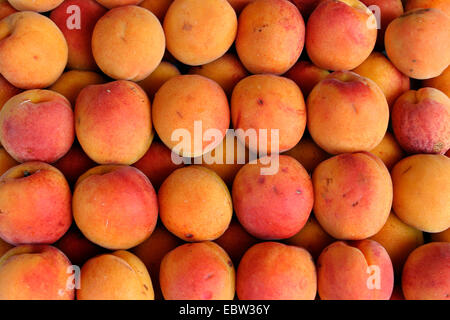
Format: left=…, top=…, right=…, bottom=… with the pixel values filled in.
left=215, top=219, right=259, bottom=265
left=290, top=0, right=322, bottom=18
left=0, top=90, right=74, bottom=163
left=307, top=71, right=389, bottom=154
left=285, top=61, right=331, bottom=97
left=392, top=88, right=450, bottom=154
left=140, top=0, right=173, bottom=21
left=0, top=237, right=12, bottom=257
left=423, top=66, right=450, bottom=97
left=92, top=5, right=165, bottom=81
left=96, top=0, right=144, bottom=8
left=0, top=12, right=68, bottom=89
left=385, top=8, right=450, bottom=79
left=391, top=154, right=450, bottom=233
left=56, top=227, right=104, bottom=267
left=160, top=242, right=235, bottom=300
left=233, top=155, right=314, bottom=240
left=159, top=166, right=233, bottom=242
left=0, top=245, right=74, bottom=300
left=360, top=0, right=404, bottom=47
left=285, top=215, right=335, bottom=260
left=164, top=0, right=237, bottom=66
left=0, top=147, right=18, bottom=176
left=8, top=0, right=64, bottom=11
left=0, top=162, right=72, bottom=245
left=50, top=70, right=106, bottom=106
left=283, top=137, right=331, bottom=173
left=0, top=75, right=21, bottom=110
left=352, top=52, right=410, bottom=108
left=237, top=242, right=317, bottom=300
left=152, top=75, right=230, bottom=158
left=137, top=61, right=180, bottom=100
left=231, top=75, right=307, bottom=154
left=405, top=0, right=450, bottom=17
left=50, top=0, right=107, bottom=71
left=0, top=0, right=16, bottom=20
left=402, top=243, right=450, bottom=300
left=236, top=0, right=305, bottom=75
left=369, top=132, right=405, bottom=170
left=75, top=80, right=153, bottom=165
left=77, top=250, right=154, bottom=300
left=189, top=54, right=248, bottom=96
left=370, top=213, right=424, bottom=274
left=306, top=0, right=377, bottom=71
left=431, top=228, right=450, bottom=243
left=201, top=131, right=250, bottom=187
left=132, top=225, right=182, bottom=300
left=313, top=152, right=393, bottom=240
left=73, top=165, right=158, bottom=250
left=53, top=143, right=96, bottom=187
left=318, top=240, right=394, bottom=300
left=133, top=140, right=184, bottom=190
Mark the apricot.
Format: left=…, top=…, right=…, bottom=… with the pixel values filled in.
left=160, top=241, right=235, bottom=300
left=233, top=155, right=314, bottom=240
left=7, top=0, right=64, bottom=11
left=133, top=140, right=184, bottom=190
left=369, top=132, right=405, bottom=170
left=431, top=228, right=450, bottom=243
left=236, top=0, right=305, bottom=74
left=0, top=162, right=72, bottom=245
left=140, top=0, right=173, bottom=21
left=0, top=147, right=18, bottom=176
left=391, top=154, right=450, bottom=233
left=201, top=130, right=249, bottom=187
left=423, top=66, right=450, bottom=97
left=159, top=166, right=232, bottom=242
left=95, top=0, right=144, bottom=8
left=313, top=152, right=393, bottom=240
left=56, top=227, right=103, bottom=267
left=0, top=0, right=16, bottom=20
left=152, top=75, right=230, bottom=158
left=231, top=74, right=307, bottom=154
left=0, top=74, right=20, bottom=110
left=77, top=250, right=154, bottom=300
left=352, top=52, right=410, bottom=107
left=285, top=215, right=335, bottom=260
left=385, top=8, right=450, bottom=79
left=73, top=165, right=158, bottom=250
left=137, top=61, right=180, bottom=100
left=360, top=0, right=404, bottom=47
left=50, top=0, right=107, bottom=71
left=163, top=0, right=237, bottom=66
left=0, top=12, right=68, bottom=89
left=306, top=0, right=377, bottom=71
left=285, top=60, right=330, bottom=97
left=49, top=70, right=106, bottom=106
left=0, top=90, right=74, bottom=163
left=317, top=240, right=394, bottom=300
left=283, top=136, right=330, bottom=173
left=0, top=245, right=74, bottom=300
left=75, top=80, right=153, bottom=165
left=132, top=225, right=182, bottom=299
left=215, top=219, right=259, bottom=265
left=370, top=213, right=424, bottom=274
left=307, top=71, right=389, bottom=154
left=405, top=0, right=450, bottom=17
left=402, top=243, right=450, bottom=300
left=237, top=242, right=317, bottom=300
left=189, top=54, right=248, bottom=96
left=392, top=88, right=450, bottom=154
left=92, top=5, right=165, bottom=81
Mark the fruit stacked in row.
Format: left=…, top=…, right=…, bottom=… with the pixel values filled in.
left=0, top=0, right=449, bottom=300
